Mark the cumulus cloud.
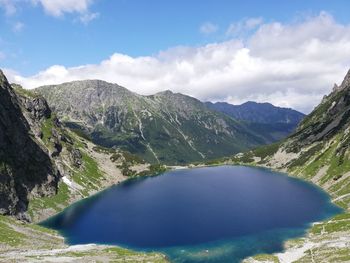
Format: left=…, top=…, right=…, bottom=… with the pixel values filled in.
left=200, top=22, right=218, bottom=35
left=6, top=12, right=350, bottom=113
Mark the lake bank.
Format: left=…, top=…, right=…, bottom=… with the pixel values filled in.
left=41, top=165, right=341, bottom=263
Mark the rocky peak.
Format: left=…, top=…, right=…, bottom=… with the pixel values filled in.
left=22, top=97, right=51, bottom=120
left=340, top=69, right=350, bottom=90
left=332, top=83, right=340, bottom=92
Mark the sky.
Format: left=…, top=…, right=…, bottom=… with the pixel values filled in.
left=1, top=1, right=350, bottom=113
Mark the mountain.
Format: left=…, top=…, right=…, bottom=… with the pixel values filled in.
left=0, top=70, right=159, bottom=220
left=35, top=80, right=268, bottom=165
left=0, top=70, right=167, bottom=261
left=205, top=101, right=305, bottom=142
left=238, top=69, right=350, bottom=187
left=205, top=101, right=305, bottom=124
left=0, top=71, right=62, bottom=219
left=233, top=70, right=350, bottom=262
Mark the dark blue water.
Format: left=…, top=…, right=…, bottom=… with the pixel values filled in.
left=41, top=166, right=341, bottom=262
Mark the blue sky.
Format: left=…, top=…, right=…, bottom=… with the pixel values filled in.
left=1, top=0, right=350, bottom=112
left=1, top=0, right=349, bottom=75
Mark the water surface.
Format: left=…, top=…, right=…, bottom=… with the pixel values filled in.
left=41, top=166, right=341, bottom=262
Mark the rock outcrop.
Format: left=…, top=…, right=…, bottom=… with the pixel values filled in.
left=0, top=71, right=61, bottom=219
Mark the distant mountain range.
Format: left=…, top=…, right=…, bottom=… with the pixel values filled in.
left=206, top=101, right=305, bottom=142
left=205, top=101, right=304, bottom=124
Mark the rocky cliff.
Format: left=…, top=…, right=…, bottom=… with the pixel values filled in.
left=0, top=71, right=61, bottom=219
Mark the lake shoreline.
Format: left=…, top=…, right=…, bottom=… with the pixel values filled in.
left=39, top=164, right=342, bottom=263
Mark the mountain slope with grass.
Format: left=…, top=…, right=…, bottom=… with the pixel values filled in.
left=35, top=80, right=268, bottom=164
left=206, top=101, right=305, bottom=142
left=0, top=70, right=168, bottom=262
left=229, top=70, right=350, bottom=262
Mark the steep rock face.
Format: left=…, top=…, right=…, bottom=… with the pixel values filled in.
left=36, top=80, right=266, bottom=164
left=0, top=71, right=60, bottom=217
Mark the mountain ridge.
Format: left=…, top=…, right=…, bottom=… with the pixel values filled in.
left=205, top=100, right=305, bottom=124
left=35, top=80, right=269, bottom=164
left=205, top=100, right=305, bottom=142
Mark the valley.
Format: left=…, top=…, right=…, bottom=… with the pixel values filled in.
left=0, top=67, right=349, bottom=263
left=2, top=2, right=350, bottom=263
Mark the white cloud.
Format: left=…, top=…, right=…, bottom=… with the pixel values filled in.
left=200, top=22, right=218, bottom=35
left=79, top=11, right=99, bottom=24
left=245, top=17, right=263, bottom=29
left=31, top=0, right=92, bottom=16
left=226, top=17, right=263, bottom=37
left=0, top=0, right=98, bottom=24
left=31, top=0, right=99, bottom=24
left=6, top=12, right=350, bottom=113
left=12, top=21, right=24, bottom=32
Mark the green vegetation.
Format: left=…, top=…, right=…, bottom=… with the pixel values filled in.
left=28, top=182, right=70, bottom=219
left=204, top=157, right=230, bottom=166
left=92, top=145, right=115, bottom=154
left=231, top=151, right=255, bottom=163
left=288, top=143, right=323, bottom=169
left=12, top=84, right=40, bottom=98
left=0, top=216, right=26, bottom=246
left=41, top=115, right=54, bottom=143
left=254, top=142, right=281, bottom=159
left=71, top=152, right=104, bottom=196
left=70, top=128, right=92, bottom=141
left=139, top=164, right=167, bottom=176
left=250, top=254, right=280, bottom=263
left=310, top=214, right=350, bottom=235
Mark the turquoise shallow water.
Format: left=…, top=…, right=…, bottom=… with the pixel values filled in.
left=41, top=166, right=342, bottom=262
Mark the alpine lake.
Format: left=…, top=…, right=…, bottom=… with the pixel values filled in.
left=41, top=165, right=342, bottom=263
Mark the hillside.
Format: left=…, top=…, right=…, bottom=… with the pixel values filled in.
left=35, top=80, right=268, bottom=164
left=206, top=101, right=305, bottom=142
left=231, top=70, right=350, bottom=262
left=0, top=70, right=167, bottom=262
